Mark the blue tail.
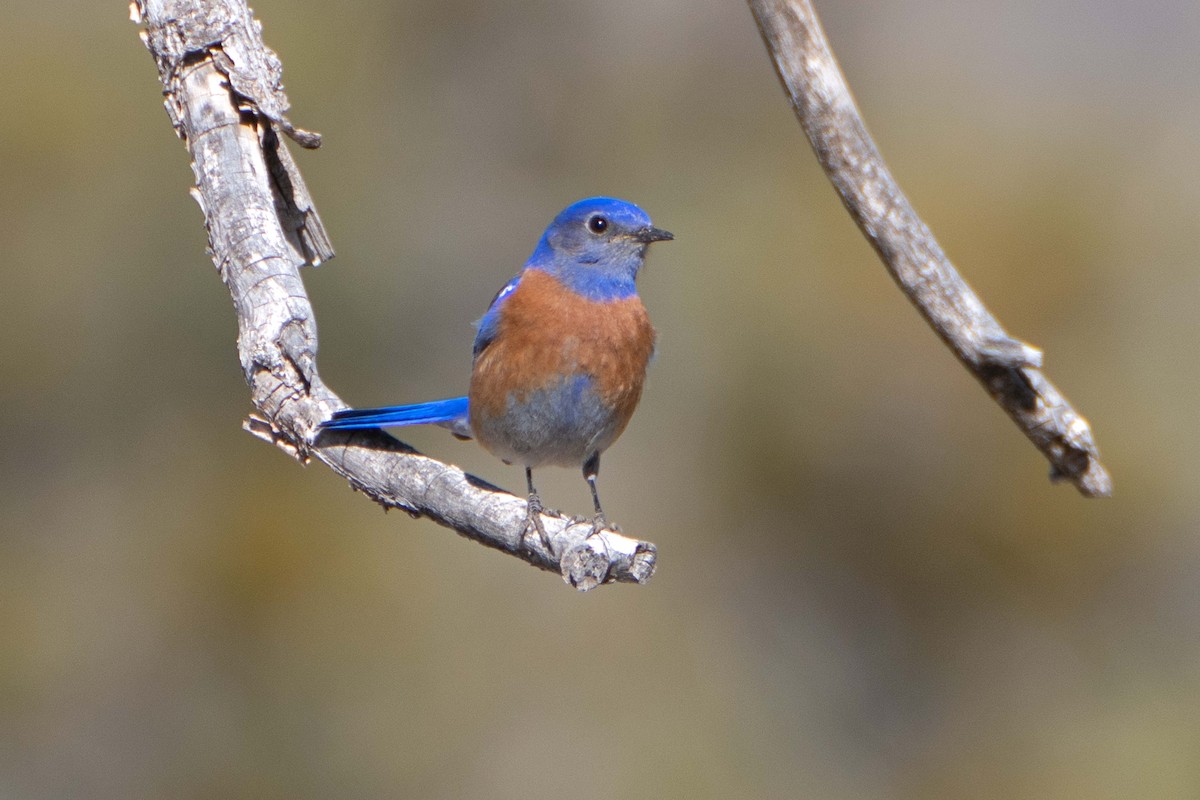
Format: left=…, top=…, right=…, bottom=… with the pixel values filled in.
left=321, top=396, right=470, bottom=432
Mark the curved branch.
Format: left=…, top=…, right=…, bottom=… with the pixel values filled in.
left=134, top=0, right=657, bottom=589
left=748, top=0, right=1112, bottom=497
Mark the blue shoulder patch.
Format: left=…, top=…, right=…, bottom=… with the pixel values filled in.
left=473, top=273, right=521, bottom=358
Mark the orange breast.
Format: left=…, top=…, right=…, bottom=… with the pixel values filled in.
left=469, top=269, right=656, bottom=430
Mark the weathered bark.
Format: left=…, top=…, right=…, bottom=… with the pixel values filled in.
left=134, top=0, right=657, bottom=590
left=748, top=0, right=1111, bottom=497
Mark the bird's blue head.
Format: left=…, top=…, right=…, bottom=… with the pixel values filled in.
left=527, top=197, right=673, bottom=301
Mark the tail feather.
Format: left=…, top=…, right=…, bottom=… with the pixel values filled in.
left=321, top=396, right=470, bottom=433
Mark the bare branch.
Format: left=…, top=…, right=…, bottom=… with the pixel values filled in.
left=134, top=0, right=657, bottom=589
left=747, top=0, right=1112, bottom=497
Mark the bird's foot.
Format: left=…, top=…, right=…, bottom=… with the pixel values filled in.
left=569, top=513, right=619, bottom=536
left=593, top=513, right=621, bottom=535
left=523, top=493, right=556, bottom=555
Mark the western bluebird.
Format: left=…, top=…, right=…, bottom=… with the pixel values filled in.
left=320, top=197, right=673, bottom=549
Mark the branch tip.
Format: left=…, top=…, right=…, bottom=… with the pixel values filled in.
left=747, top=0, right=1110, bottom=496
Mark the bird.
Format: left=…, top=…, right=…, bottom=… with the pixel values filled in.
left=320, top=197, right=673, bottom=550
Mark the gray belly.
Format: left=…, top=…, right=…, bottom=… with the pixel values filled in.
left=471, top=374, right=620, bottom=468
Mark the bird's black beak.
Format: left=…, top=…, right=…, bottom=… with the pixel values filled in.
left=634, top=226, right=674, bottom=244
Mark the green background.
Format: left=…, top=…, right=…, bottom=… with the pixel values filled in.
left=3, top=1, right=1198, bottom=797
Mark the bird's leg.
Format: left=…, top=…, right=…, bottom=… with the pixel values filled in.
left=582, top=452, right=611, bottom=534
left=523, top=466, right=554, bottom=553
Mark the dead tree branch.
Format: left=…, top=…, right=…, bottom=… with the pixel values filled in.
left=134, top=0, right=657, bottom=589
left=748, top=0, right=1112, bottom=497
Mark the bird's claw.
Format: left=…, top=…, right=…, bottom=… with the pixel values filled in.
left=569, top=513, right=619, bottom=535
left=523, top=493, right=556, bottom=555
left=593, top=514, right=621, bottom=535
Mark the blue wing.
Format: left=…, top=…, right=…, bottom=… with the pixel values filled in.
left=473, top=273, right=522, bottom=358
left=321, top=396, right=469, bottom=434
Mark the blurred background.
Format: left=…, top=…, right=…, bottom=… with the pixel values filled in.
left=2, top=1, right=1198, bottom=797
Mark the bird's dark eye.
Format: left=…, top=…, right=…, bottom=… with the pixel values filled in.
left=586, top=215, right=609, bottom=234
